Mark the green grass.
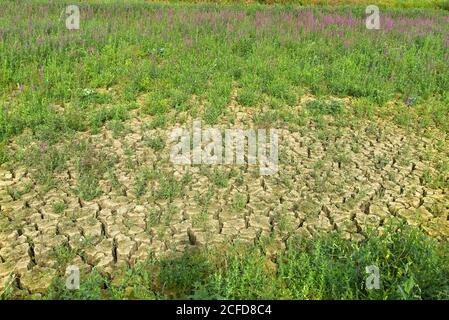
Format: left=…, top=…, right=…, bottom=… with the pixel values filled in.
left=27, top=222, right=449, bottom=300
left=306, top=99, right=345, bottom=115
left=0, top=1, right=448, bottom=149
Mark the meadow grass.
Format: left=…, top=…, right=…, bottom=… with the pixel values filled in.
left=164, top=0, right=448, bottom=10
left=0, top=0, right=448, bottom=155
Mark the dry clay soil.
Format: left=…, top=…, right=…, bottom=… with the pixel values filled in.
left=0, top=97, right=448, bottom=294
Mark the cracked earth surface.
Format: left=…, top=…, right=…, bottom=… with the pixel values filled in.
left=0, top=98, right=448, bottom=294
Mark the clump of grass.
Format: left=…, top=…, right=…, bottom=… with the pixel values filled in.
left=203, top=103, right=223, bottom=125
left=73, top=144, right=114, bottom=201
left=237, top=88, right=259, bottom=107
left=107, top=120, right=127, bottom=138
left=51, top=244, right=78, bottom=269
left=0, top=142, right=9, bottom=164
left=147, top=115, right=167, bottom=129
left=153, top=172, right=191, bottom=201
left=76, top=174, right=101, bottom=201
left=374, top=153, right=390, bottom=170
left=210, top=169, right=229, bottom=188
left=231, top=193, right=247, bottom=211
left=144, top=92, right=170, bottom=116
left=88, top=105, right=128, bottom=132
left=77, top=89, right=112, bottom=107
left=52, top=201, right=67, bottom=214
left=144, top=135, right=165, bottom=151
left=134, top=168, right=154, bottom=198
left=306, top=99, right=345, bottom=116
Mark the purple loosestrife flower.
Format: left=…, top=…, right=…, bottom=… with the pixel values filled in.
left=20, top=84, right=24, bottom=93
left=238, top=11, right=244, bottom=22
left=384, top=18, right=394, bottom=30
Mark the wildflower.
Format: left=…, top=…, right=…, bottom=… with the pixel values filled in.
left=81, top=88, right=96, bottom=97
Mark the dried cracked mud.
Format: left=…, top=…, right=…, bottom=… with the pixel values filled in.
left=0, top=97, right=448, bottom=294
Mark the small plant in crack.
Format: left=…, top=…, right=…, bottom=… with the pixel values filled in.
left=181, top=171, right=193, bottom=186
left=107, top=169, right=126, bottom=196
left=192, top=209, right=209, bottom=228
left=210, top=169, right=229, bottom=188
left=76, top=173, right=101, bottom=201
left=6, top=186, right=22, bottom=201
left=231, top=193, right=247, bottom=211
left=374, top=154, right=389, bottom=170
left=281, top=175, right=293, bottom=190
left=154, top=173, right=182, bottom=201
left=123, top=219, right=136, bottom=230
left=18, top=143, right=67, bottom=190
left=272, top=208, right=294, bottom=234
left=144, top=134, right=165, bottom=151
left=81, top=234, right=99, bottom=247
left=230, top=168, right=244, bottom=186
left=134, top=168, right=154, bottom=198
left=147, top=208, right=162, bottom=229
left=107, top=120, right=127, bottom=138
left=123, top=145, right=137, bottom=171
left=351, top=143, right=361, bottom=154
left=195, top=187, right=215, bottom=212
left=156, top=226, right=167, bottom=239
left=306, top=99, right=344, bottom=116
left=299, top=197, right=321, bottom=216
left=148, top=115, right=167, bottom=129
left=161, top=204, right=177, bottom=225
left=334, top=153, right=351, bottom=168
left=52, top=201, right=67, bottom=214
left=52, top=244, right=78, bottom=269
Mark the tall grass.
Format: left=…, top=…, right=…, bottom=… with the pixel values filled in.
left=0, top=1, right=448, bottom=147
left=164, top=0, right=446, bottom=10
